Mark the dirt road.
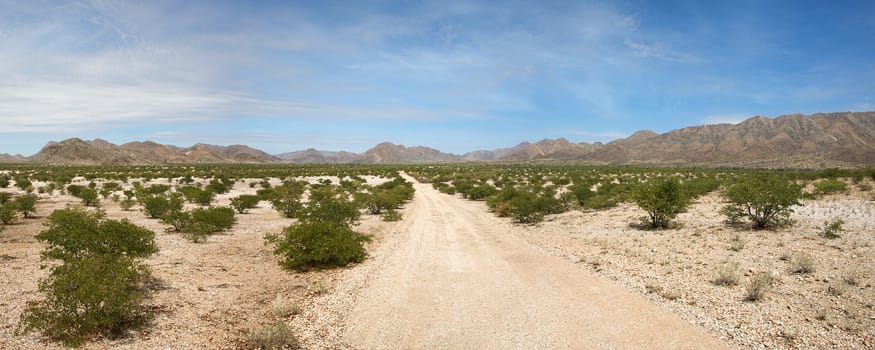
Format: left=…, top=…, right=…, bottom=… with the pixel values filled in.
left=342, top=176, right=732, bottom=349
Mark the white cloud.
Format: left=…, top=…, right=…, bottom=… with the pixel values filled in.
left=567, top=129, right=628, bottom=141
left=700, top=114, right=750, bottom=125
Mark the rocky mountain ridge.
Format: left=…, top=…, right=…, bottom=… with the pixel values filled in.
left=5, top=111, right=874, bottom=166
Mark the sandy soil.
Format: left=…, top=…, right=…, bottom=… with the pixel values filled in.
left=293, top=174, right=731, bottom=349
left=0, top=179, right=399, bottom=349
left=3, top=175, right=873, bottom=349
left=505, top=187, right=875, bottom=349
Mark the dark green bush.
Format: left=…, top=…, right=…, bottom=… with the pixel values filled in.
left=192, top=189, right=216, bottom=206
left=17, top=255, right=151, bottom=347
left=230, top=194, right=260, bottom=214
left=270, top=182, right=306, bottom=218
left=139, top=193, right=183, bottom=219
left=722, top=176, right=803, bottom=229
left=37, top=207, right=158, bottom=261
left=15, top=178, right=32, bottom=191
left=271, top=221, right=371, bottom=270
left=1, top=201, right=17, bottom=224
left=17, top=207, right=157, bottom=346
left=301, top=187, right=360, bottom=228
left=119, top=198, right=137, bottom=211
left=161, top=210, right=192, bottom=232
left=633, top=177, right=690, bottom=229
left=0, top=192, right=12, bottom=204
left=66, top=184, right=85, bottom=197
left=78, top=188, right=100, bottom=207
left=15, top=194, right=38, bottom=218
left=812, top=179, right=849, bottom=195
left=190, top=206, right=236, bottom=232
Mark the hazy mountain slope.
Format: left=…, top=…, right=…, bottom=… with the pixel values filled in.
left=30, top=139, right=278, bottom=164
left=13, top=111, right=875, bottom=166
left=275, top=149, right=360, bottom=164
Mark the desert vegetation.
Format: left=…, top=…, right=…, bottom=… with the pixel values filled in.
left=1, top=163, right=873, bottom=349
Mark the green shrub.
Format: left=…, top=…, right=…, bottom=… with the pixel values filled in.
left=36, top=207, right=158, bottom=261
left=722, top=176, right=803, bottom=229
left=15, top=178, right=32, bottom=191
left=119, top=198, right=137, bottom=211
left=15, top=194, right=38, bottom=218
left=230, top=194, right=260, bottom=214
left=271, top=221, right=371, bottom=270
left=190, top=206, right=236, bottom=232
left=17, top=207, right=157, bottom=346
left=508, top=191, right=544, bottom=223
left=270, top=182, right=306, bottom=218
left=301, top=187, right=360, bottom=228
left=812, top=179, right=849, bottom=196
left=0, top=176, right=9, bottom=188
left=192, top=189, right=215, bottom=206
left=66, top=184, right=85, bottom=197
left=1, top=201, right=18, bottom=224
left=0, top=192, right=11, bottom=204
left=78, top=188, right=100, bottom=207
left=17, top=255, right=152, bottom=346
left=139, top=193, right=183, bottom=219
left=633, top=177, right=690, bottom=229
left=380, top=209, right=402, bottom=222
left=161, top=210, right=192, bottom=232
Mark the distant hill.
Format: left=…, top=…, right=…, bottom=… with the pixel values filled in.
left=275, top=149, right=359, bottom=164
left=29, top=138, right=278, bottom=165
left=0, top=153, right=27, bottom=163
left=8, top=111, right=875, bottom=167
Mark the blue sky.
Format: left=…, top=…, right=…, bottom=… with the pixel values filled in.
left=1, top=0, right=874, bottom=155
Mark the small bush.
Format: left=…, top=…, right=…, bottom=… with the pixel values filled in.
left=17, top=207, right=157, bottom=346
left=301, top=187, right=360, bottom=228
left=271, top=221, right=371, bottom=270
left=230, top=194, right=260, bottom=214
left=139, top=193, right=183, bottom=219
left=243, top=321, right=299, bottom=350
left=119, top=198, right=137, bottom=211
left=15, top=194, right=38, bottom=218
left=270, top=182, right=306, bottom=218
left=190, top=206, right=236, bottom=232
left=0, top=192, right=12, bottom=204
left=17, top=255, right=152, bottom=346
left=791, top=254, right=816, bottom=274
left=36, top=207, right=158, bottom=261
left=633, top=177, right=690, bottom=229
left=161, top=211, right=192, bottom=232
left=380, top=209, right=402, bottom=222
left=714, top=261, right=741, bottom=286
left=78, top=188, right=100, bottom=207
left=15, top=178, right=32, bottom=191
left=820, top=218, right=844, bottom=239
left=745, top=272, right=775, bottom=301
left=1, top=201, right=18, bottom=224
left=842, top=269, right=862, bottom=286
left=722, top=176, right=802, bottom=229
left=812, top=179, right=849, bottom=196
left=729, top=234, right=746, bottom=252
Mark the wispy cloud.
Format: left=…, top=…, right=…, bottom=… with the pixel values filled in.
left=700, top=114, right=750, bottom=125
left=567, top=129, right=628, bottom=141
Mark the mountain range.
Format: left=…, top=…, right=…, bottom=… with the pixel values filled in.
left=3, top=111, right=874, bottom=167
